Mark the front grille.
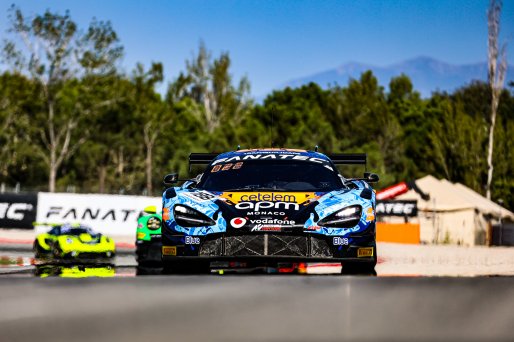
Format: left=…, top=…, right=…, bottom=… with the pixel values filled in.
left=73, top=252, right=110, bottom=259
left=311, top=237, right=333, bottom=257
left=199, top=234, right=332, bottom=257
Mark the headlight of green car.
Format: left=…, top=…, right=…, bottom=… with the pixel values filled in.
left=136, top=206, right=162, bottom=242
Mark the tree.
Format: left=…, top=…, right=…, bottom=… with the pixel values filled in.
left=2, top=6, right=123, bottom=191
left=486, top=0, right=508, bottom=199
left=178, top=42, right=252, bottom=133
left=256, top=83, right=336, bottom=150
left=0, top=73, right=35, bottom=181
left=132, top=62, right=173, bottom=194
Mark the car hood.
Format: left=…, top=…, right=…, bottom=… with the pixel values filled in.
left=167, top=188, right=371, bottom=235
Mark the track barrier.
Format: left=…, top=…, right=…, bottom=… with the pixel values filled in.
left=376, top=223, right=420, bottom=244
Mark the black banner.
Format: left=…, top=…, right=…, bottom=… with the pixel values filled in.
left=376, top=200, right=418, bottom=217
left=0, top=193, right=38, bottom=229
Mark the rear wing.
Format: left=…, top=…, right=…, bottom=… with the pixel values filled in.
left=189, top=153, right=218, bottom=171
left=189, top=152, right=367, bottom=171
left=326, top=153, right=367, bottom=170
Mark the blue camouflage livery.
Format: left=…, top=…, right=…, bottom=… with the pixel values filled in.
left=161, top=149, right=377, bottom=273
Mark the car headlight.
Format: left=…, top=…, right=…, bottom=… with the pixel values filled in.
left=173, top=205, right=215, bottom=227
left=147, top=217, right=162, bottom=230
left=318, top=205, right=362, bottom=228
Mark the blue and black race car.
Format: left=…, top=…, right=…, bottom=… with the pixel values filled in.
left=162, top=148, right=379, bottom=274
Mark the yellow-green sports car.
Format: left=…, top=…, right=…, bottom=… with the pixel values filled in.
left=33, top=223, right=115, bottom=260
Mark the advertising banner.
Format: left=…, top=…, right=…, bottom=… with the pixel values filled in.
left=0, top=193, right=38, bottom=229
left=376, top=182, right=409, bottom=200
left=376, top=200, right=418, bottom=217
left=36, top=192, right=161, bottom=236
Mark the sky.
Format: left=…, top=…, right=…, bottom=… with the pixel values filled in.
left=0, top=0, right=513, bottom=97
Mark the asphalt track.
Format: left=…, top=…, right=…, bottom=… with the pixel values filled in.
left=1, top=250, right=514, bottom=341
left=1, top=269, right=514, bottom=342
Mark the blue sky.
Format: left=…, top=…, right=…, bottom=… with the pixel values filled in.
left=1, top=0, right=513, bottom=96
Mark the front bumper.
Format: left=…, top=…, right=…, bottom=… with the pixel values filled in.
left=162, top=231, right=376, bottom=264
left=59, top=251, right=115, bottom=259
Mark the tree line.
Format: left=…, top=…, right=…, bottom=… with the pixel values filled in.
left=1, top=7, right=513, bottom=210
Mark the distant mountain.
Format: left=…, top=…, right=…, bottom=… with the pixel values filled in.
left=280, top=56, right=513, bottom=97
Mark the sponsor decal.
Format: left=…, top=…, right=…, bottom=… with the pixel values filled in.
left=183, top=191, right=217, bottom=202
left=236, top=149, right=306, bottom=153
left=230, top=217, right=247, bottom=228
left=249, top=218, right=295, bottom=225
left=251, top=225, right=282, bottom=232
left=137, top=232, right=146, bottom=239
left=162, top=207, right=170, bottom=221
left=333, top=237, right=349, bottom=245
left=366, top=207, right=375, bottom=222
left=376, top=200, right=417, bottom=217
left=240, top=193, right=296, bottom=202
left=235, top=201, right=300, bottom=211
left=221, top=192, right=317, bottom=205
left=162, top=246, right=177, bottom=256
left=211, top=162, right=244, bottom=173
left=246, top=211, right=285, bottom=216
left=211, top=154, right=332, bottom=169
left=357, top=247, right=374, bottom=257
left=305, top=225, right=321, bottom=231
left=185, top=236, right=201, bottom=245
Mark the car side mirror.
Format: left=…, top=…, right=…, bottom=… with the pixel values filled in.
left=365, top=172, right=379, bottom=183
left=163, top=173, right=179, bottom=185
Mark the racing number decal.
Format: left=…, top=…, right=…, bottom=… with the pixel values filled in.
left=183, top=191, right=217, bottom=202
left=211, top=162, right=243, bottom=173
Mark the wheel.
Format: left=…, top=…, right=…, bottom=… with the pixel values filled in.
left=162, top=260, right=210, bottom=274
left=52, top=244, right=63, bottom=259
left=33, top=242, right=46, bottom=259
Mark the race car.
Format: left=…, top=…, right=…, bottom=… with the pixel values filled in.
left=33, top=223, right=115, bottom=260
left=161, top=148, right=379, bottom=274
left=135, top=205, right=162, bottom=265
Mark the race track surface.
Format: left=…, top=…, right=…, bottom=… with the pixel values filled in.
left=1, top=275, right=514, bottom=342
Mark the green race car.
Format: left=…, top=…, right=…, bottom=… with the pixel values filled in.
left=136, top=206, right=162, bottom=265
left=33, top=223, right=115, bottom=260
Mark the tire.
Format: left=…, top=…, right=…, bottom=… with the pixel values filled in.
left=52, top=244, right=63, bottom=259
left=342, top=245, right=377, bottom=275
left=33, top=242, right=45, bottom=259
left=341, top=261, right=377, bottom=276
left=162, top=260, right=210, bottom=275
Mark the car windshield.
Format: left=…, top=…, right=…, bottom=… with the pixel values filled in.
left=59, top=225, right=96, bottom=236
left=198, top=160, right=344, bottom=192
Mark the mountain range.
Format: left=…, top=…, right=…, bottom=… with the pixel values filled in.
left=279, top=56, right=513, bottom=97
